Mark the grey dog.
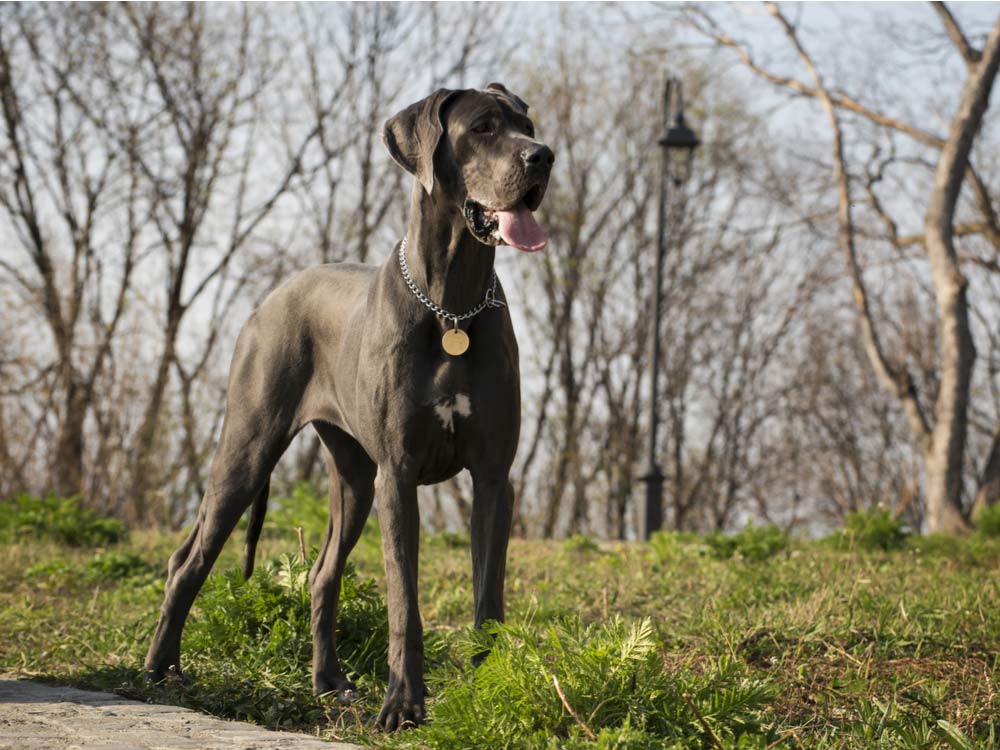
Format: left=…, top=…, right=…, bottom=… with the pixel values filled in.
left=143, top=83, right=554, bottom=731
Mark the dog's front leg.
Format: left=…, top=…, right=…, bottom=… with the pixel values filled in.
left=470, top=475, right=514, bottom=662
left=375, top=468, right=424, bottom=731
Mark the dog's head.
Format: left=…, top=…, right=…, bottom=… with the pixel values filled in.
left=382, top=83, right=554, bottom=252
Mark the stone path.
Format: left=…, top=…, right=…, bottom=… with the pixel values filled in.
left=0, top=679, right=360, bottom=750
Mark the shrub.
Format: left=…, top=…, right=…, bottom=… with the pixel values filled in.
left=830, top=509, right=908, bottom=551
left=400, top=616, right=776, bottom=750
left=0, top=494, right=127, bottom=547
left=704, top=522, right=788, bottom=562
left=974, top=504, right=1000, bottom=538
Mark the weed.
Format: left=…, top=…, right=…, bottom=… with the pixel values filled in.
left=186, top=553, right=389, bottom=682
left=563, top=533, right=600, bottom=554
left=0, top=494, right=127, bottom=547
left=828, top=509, right=909, bottom=551
left=24, top=558, right=75, bottom=583
left=974, top=504, right=1000, bottom=538
left=85, top=550, right=155, bottom=582
left=647, top=530, right=702, bottom=562
left=27, top=550, right=153, bottom=587
left=705, top=522, right=788, bottom=562
left=396, top=616, right=776, bottom=750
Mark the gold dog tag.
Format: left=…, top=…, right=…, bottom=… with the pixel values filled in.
left=442, top=327, right=470, bottom=356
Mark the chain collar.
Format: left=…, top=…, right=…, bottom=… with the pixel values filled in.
left=397, top=237, right=505, bottom=327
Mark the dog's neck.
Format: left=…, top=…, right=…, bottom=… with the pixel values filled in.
left=403, top=182, right=496, bottom=318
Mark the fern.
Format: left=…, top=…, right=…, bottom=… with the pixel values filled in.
left=389, top=615, right=777, bottom=750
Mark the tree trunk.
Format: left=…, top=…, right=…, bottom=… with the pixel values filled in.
left=972, top=429, right=1000, bottom=517
left=764, top=3, right=1000, bottom=535
left=922, top=18, right=1000, bottom=532
left=541, top=339, right=579, bottom=538
left=129, top=317, right=179, bottom=524
left=51, top=386, right=87, bottom=498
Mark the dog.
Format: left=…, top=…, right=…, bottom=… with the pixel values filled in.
left=143, top=82, right=554, bottom=731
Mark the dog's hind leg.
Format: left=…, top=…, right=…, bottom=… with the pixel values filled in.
left=309, top=422, right=376, bottom=699
left=374, top=468, right=424, bottom=731
left=144, top=411, right=295, bottom=683
left=144, top=294, right=316, bottom=683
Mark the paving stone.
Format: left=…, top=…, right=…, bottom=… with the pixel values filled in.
left=0, top=679, right=359, bottom=749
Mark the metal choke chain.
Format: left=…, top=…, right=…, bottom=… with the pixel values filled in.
left=397, top=238, right=505, bottom=327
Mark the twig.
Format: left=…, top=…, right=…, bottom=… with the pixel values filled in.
left=296, top=526, right=306, bottom=563
left=682, top=692, right=723, bottom=750
left=766, top=729, right=807, bottom=750
left=552, top=674, right=596, bottom=741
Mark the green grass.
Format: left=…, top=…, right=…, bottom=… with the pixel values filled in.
left=2, top=492, right=999, bottom=748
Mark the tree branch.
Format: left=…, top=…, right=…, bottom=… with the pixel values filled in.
left=764, top=1, right=934, bottom=450
left=932, top=2, right=982, bottom=67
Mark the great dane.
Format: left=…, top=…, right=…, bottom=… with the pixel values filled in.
left=143, top=83, right=554, bottom=731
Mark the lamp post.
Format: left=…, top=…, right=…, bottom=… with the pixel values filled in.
left=640, top=75, right=700, bottom=541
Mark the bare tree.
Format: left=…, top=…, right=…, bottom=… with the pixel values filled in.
left=101, top=3, right=332, bottom=522
left=0, top=5, right=143, bottom=500
left=5, top=3, right=995, bottom=540
left=506, top=14, right=823, bottom=538
left=685, top=2, right=1000, bottom=531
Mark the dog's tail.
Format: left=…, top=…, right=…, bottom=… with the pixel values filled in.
left=243, top=482, right=269, bottom=580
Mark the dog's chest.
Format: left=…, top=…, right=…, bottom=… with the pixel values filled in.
left=430, top=392, right=473, bottom=434
left=412, top=360, right=477, bottom=482
left=425, top=357, right=477, bottom=437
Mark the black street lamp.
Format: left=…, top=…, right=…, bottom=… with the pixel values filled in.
left=640, top=76, right=700, bottom=541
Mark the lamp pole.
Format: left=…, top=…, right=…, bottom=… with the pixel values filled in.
left=640, top=75, right=699, bottom=541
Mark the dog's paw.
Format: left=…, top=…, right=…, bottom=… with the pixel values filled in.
left=377, top=685, right=425, bottom=732
left=314, top=673, right=359, bottom=705
left=143, top=664, right=184, bottom=686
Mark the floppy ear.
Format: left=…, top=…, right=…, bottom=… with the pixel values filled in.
left=382, top=89, right=461, bottom=194
left=484, top=82, right=529, bottom=114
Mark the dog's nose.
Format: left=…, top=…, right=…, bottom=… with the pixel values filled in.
left=521, top=144, right=554, bottom=168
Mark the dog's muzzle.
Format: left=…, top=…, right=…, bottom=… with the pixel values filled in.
left=464, top=182, right=548, bottom=252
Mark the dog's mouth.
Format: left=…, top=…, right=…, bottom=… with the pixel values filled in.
left=463, top=184, right=548, bottom=252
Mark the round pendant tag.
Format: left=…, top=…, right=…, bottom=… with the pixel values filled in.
left=442, top=328, right=470, bottom=356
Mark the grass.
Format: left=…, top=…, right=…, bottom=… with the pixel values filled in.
left=2, top=492, right=999, bottom=748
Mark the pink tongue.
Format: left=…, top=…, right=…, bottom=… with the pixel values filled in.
left=495, top=202, right=548, bottom=252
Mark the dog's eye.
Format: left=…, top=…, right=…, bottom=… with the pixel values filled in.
left=525, top=122, right=535, bottom=138
left=471, top=122, right=495, bottom=136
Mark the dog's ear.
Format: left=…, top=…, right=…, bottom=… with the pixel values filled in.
left=382, top=89, right=461, bottom=194
left=484, top=82, right=529, bottom=114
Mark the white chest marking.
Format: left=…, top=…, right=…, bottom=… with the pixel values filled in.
left=434, top=393, right=472, bottom=432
